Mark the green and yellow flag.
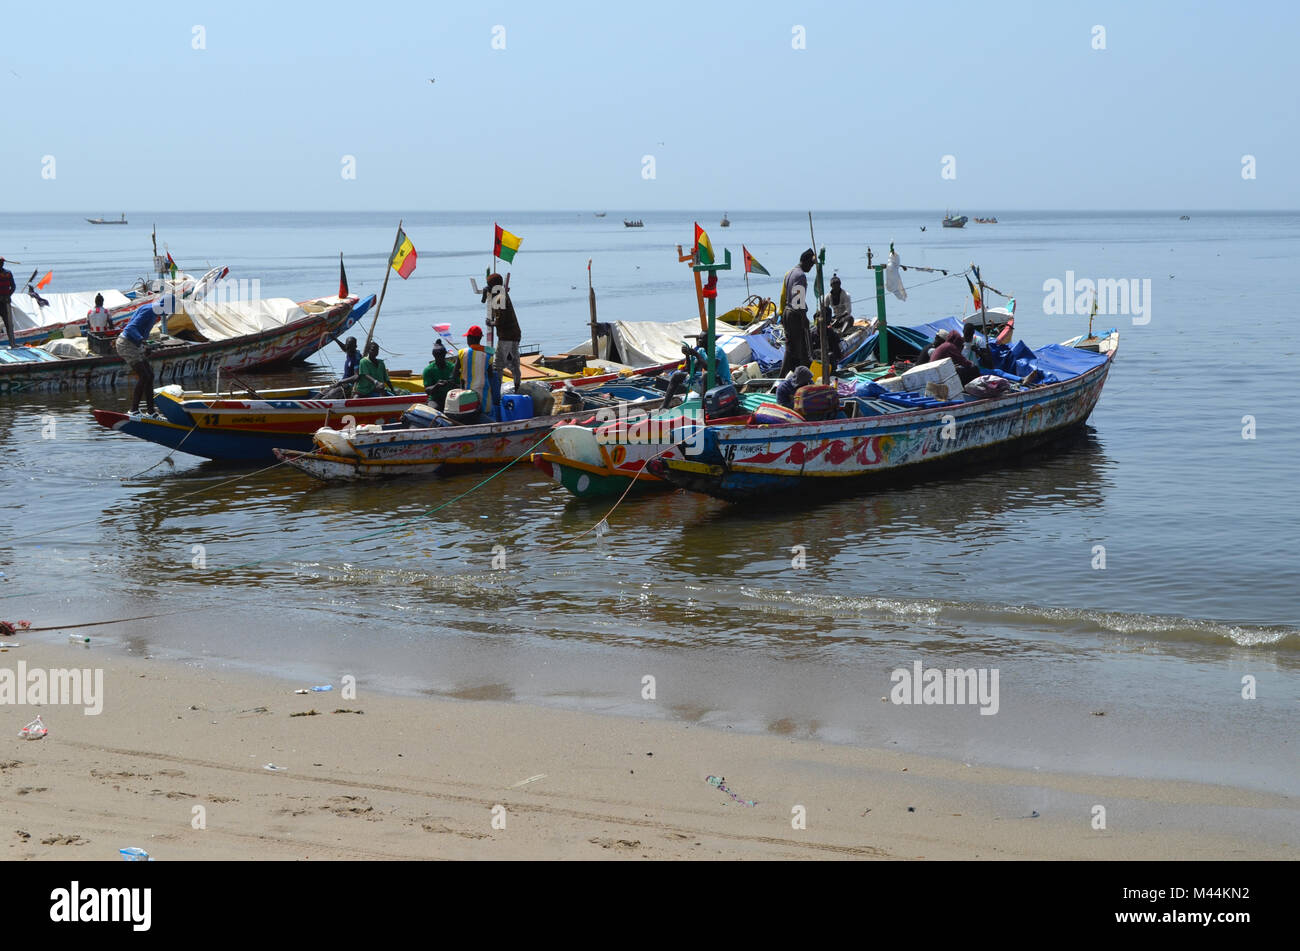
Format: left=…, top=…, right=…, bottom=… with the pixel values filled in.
left=494, top=224, right=522, bottom=264
left=693, top=223, right=714, bottom=267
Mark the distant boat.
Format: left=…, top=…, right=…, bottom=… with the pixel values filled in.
left=623, top=219, right=644, bottom=228
left=973, top=216, right=998, bottom=224
left=594, top=212, right=607, bottom=218
left=942, top=211, right=967, bottom=228
left=87, top=213, right=128, bottom=225
left=1179, top=215, right=1190, bottom=220
left=720, top=212, right=730, bottom=228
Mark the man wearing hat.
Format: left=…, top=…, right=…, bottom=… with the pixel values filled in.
left=0, top=257, right=15, bottom=346
left=482, top=273, right=522, bottom=392
left=456, top=324, right=497, bottom=418
left=115, top=294, right=174, bottom=415
left=422, top=338, right=460, bottom=410
left=777, top=249, right=816, bottom=377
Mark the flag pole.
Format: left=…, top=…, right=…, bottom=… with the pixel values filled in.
left=364, top=219, right=403, bottom=353
left=809, top=212, right=829, bottom=385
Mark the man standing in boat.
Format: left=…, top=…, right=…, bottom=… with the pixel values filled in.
left=778, top=249, right=816, bottom=376
left=0, top=257, right=15, bottom=346
left=115, top=294, right=173, bottom=416
left=335, top=336, right=361, bottom=393
left=482, top=273, right=522, bottom=392
left=822, top=274, right=853, bottom=335
left=456, top=324, right=497, bottom=418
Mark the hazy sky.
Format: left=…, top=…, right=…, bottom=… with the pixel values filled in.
left=3, top=0, right=1295, bottom=211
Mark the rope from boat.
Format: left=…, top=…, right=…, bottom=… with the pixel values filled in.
left=347, top=430, right=557, bottom=543
left=545, top=443, right=680, bottom=553
left=124, top=423, right=199, bottom=478
left=8, top=453, right=300, bottom=543
left=2, top=611, right=185, bottom=635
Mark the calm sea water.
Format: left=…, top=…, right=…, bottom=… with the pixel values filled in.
left=2, top=211, right=1297, bottom=792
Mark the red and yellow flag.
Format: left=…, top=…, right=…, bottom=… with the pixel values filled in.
left=742, top=246, right=769, bottom=276
left=694, top=223, right=714, bottom=267
left=391, top=229, right=417, bottom=279
left=966, top=275, right=982, bottom=312
left=494, top=224, right=521, bottom=264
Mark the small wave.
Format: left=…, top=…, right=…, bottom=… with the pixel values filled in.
left=738, top=587, right=1298, bottom=651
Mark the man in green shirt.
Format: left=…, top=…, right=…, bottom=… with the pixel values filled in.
left=422, top=339, right=460, bottom=409
left=355, top=341, right=393, bottom=397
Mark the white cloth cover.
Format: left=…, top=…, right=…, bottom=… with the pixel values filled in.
left=181, top=297, right=308, bottom=341
left=8, top=290, right=133, bottom=331
left=568, top=318, right=748, bottom=368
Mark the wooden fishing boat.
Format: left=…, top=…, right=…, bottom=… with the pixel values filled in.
left=9, top=265, right=228, bottom=346
left=942, top=212, right=967, bottom=228
left=623, top=219, right=644, bottom=228
left=532, top=393, right=775, bottom=499
left=91, top=381, right=427, bottom=462
left=275, top=382, right=669, bottom=482
left=86, top=214, right=128, bottom=225
left=650, top=332, right=1119, bottom=503
left=0, top=293, right=371, bottom=395
left=718, top=295, right=777, bottom=328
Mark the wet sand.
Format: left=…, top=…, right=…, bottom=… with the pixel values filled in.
left=2, top=642, right=1292, bottom=860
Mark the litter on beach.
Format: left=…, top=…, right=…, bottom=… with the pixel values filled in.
left=19, top=715, right=47, bottom=739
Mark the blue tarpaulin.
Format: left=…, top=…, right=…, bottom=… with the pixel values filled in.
left=841, top=316, right=964, bottom=366
left=743, top=333, right=784, bottom=373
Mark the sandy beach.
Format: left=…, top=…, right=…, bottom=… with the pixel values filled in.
left=1, top=641, right=1292, bottom=861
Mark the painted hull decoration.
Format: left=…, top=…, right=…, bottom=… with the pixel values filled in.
left=92, top=385, right=428, bottom=462
left=276, top=397, right=669, bottom=482
left=0, top=294, right=371, bottom=394
left=656, top=334, right=1118, bottom=503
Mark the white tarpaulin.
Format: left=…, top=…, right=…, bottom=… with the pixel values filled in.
left=567, top=318, right=750, bottom=367
left=8, top=289, right=133, bottom=332
left=181, top=298, right=308, bottom=341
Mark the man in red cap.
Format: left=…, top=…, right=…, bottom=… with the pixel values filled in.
left=0, top=257, right=15, bottom=346
left=456, top=324, right=497, bottom=419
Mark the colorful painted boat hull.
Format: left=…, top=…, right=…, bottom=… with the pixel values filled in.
left=92, top=409, right=319, bottom=461
left=657, top=337, right=1117, bottom=503
left=0, top=294, right=370, bottom=395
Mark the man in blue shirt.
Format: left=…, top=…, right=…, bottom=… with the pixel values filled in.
left=114, top=295, right=171, bottom=415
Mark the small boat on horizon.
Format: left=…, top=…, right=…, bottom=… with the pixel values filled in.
left=87, top=213, right=128, bottom=225
left=720, top=212, right=730, bottom=227
left=1180, top=215, right=1191, bottom=220
left=624, top=218, right=644, bottom=228
left=594, top=212, right=607, bottom=217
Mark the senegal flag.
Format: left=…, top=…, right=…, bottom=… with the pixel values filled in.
left=742, top=246, right=769, bottom=276
left=494, top=224, right=521, bottom=264
left=694, top=223, right=714, bottom=267
left=391, top=229, right=417, bottom=279
left=966, top=275, right=982, bottom=312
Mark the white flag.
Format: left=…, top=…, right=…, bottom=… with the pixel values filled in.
left=885, top=249, right=907, bottom=301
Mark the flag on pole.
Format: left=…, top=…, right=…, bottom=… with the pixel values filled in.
left=694, top=223, right=715, bottom=267
left=338, top=254, right=349, bottom=298
left=36, top=270, right=53, bottom=290
left=165, top=253, right=178, bottom=279
left=390, top=229, right=417, bottom=279
left=966, top=275, right=982, bottom=312
left=493, top=224, right=522, bottom=263
left=742, top=246, right=769, bottom=276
